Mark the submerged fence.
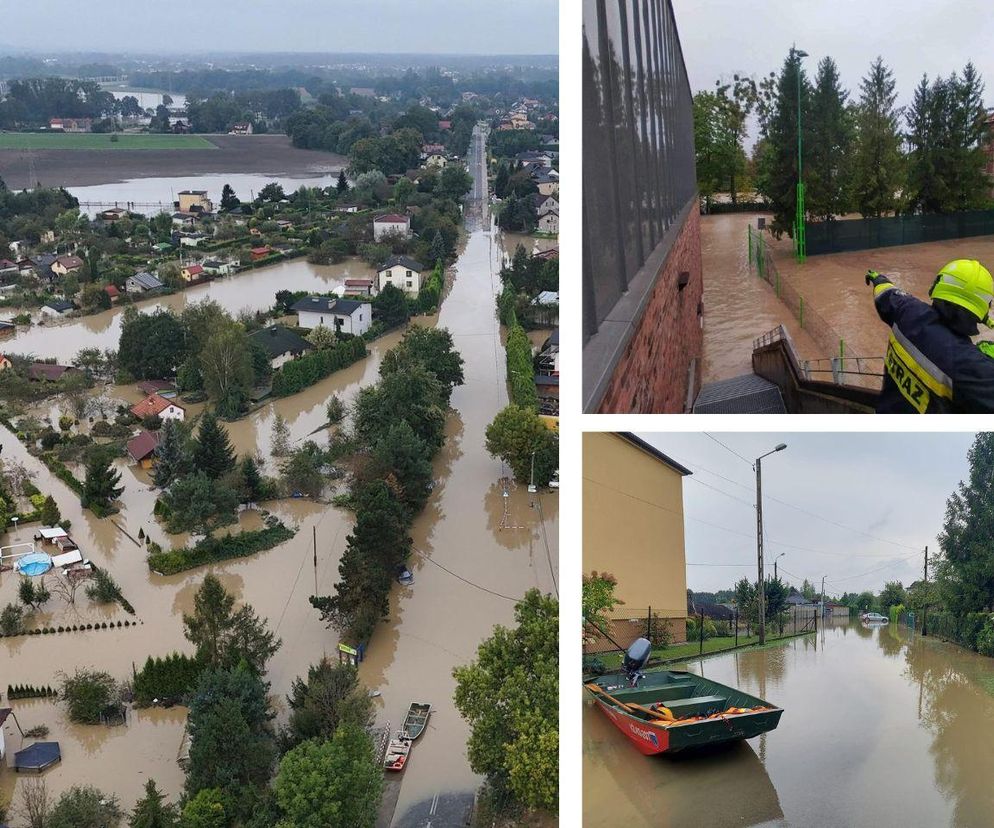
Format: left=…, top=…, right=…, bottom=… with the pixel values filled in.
left=747, top=225, right=885, bottom=389
left=806, top=209, right=994, bottom=256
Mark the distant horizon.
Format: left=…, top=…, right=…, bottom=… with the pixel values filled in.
left=0, top=49, right=558, bottom=60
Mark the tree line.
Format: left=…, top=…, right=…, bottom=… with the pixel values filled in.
left=694, top=51, right=992, bottom=235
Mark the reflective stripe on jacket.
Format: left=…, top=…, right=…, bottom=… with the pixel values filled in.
left=870, top=274, right=994, bottom=413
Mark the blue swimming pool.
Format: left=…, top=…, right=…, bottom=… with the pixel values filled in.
left=15, top=552, right=53, bottom=576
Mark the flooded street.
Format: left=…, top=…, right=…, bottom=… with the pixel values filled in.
left=3, top=257, right=376, bottom=361
left=584, top=621, right=994, bottom=828
left=373, top=124, right=559, bottom=824
left=701, top=213, right=820, bottom=382
left=0, top=125, right=558, bottom=821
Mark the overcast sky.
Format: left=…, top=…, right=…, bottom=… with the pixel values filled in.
left=673, top=0, right=994, bottom=144
left=1, top=1, right=558, bottom=55
left=634, top=432, right=978, bottom=597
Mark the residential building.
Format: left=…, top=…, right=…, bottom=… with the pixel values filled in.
left=249, top=324, right=315, bottom=370
left=583, top=0, right=701, bottom=413
left=583, top=432, right=692, bottom=647
left=126, top=272, right=165, bottom=294
left=344, top=278, right=375, bottom=297
left=171, top=212, right=198, bottom=228
left=290, top=296, right=372, bottom=336
left=250, top=246, right=274, bottom=261
left=180, top=263, right=206, bottom=283
left=27, top=362, right=76, bottom=381
left=51, top=255, right=83, bottom=277
left=531, top=291, right=559, bottom=327
left=377, top=255, right=424, bottom=296
left=373, top=213, right=412, bottom=241
left=8, top=240, right=30, bottom=257
left=131, top=394, right=185, bottom=422
left=99, top=208, right=130, bottom=222
left=538, top=211, right=559, bottom=234
left=176, top=190, right=213, bottom=214
left=0, top=353, right=12, bottom=368
left=49, top=117, right=92, bottom=132
left=535, top=192, right=559, bottom=216
left=535, top=374, right=559, bottom=416
left=136, top=380, right=177, bottom=398
left=40, top=300, right=74, bottom=318
left=424, top=153, right=447, bottom=168
left=104, top=284, right=120, bottom=301
left=202, top=259, right=235, bottom=277
left=532, top=168, right=559, bottom=197
left=229, top=122, right=254, bottom=135
left=126, top=430, right=160, bottom=468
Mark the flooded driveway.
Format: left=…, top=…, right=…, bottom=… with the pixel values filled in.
left=584, top=621, right=994, bottom=828
left=3, top=257, right=376, bottom=361
left=701, top=213, right=820, bottom=382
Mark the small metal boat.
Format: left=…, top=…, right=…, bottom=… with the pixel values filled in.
left=402, top=702, right=431, bottom=739
left=383, top=703, right=431, bottom=771
left=585, top=638, right=783, bottom=756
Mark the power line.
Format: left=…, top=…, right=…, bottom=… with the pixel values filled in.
left=413, top=547, right=523, bottom=603
left=703, top=433, right=753, bottom=465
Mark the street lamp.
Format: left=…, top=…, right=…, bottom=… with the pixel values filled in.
left=756, top=443, right=787, bottom=644
left=528, top=450, right=537, bottom=494
left=774, top=552, right=785, bottom=582
left=792, top=46, right=808, bottom=263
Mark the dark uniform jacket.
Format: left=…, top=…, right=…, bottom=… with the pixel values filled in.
left=869, top=273, right=994, bottom=413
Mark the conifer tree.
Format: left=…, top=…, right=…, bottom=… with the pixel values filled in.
left=193, top=412, right=236, bottom=480
left=853, top=57, right=905, bottom=217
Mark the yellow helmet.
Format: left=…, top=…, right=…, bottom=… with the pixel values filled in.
left=929, top=259, right=994, bottom=322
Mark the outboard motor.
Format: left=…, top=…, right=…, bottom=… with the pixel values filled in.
left=623, top=637, right=652, bottom=687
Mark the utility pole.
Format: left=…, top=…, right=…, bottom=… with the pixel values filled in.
left=922, top=545, right=928, bottom=637
left=792, top=46, right=809, bottom=263
left=755, top=443, right=788, bottom=645
left=820, top=575, right=826, bottom=619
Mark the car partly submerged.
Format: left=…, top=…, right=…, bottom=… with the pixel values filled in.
left=585, top=638, right=784, bottom=756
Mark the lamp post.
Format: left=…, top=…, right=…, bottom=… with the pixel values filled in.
left=756, top=443, right=788, bottom=644
left=774, top=553, right=785, bottom=581
left=792, top=46, right=808, bottom=263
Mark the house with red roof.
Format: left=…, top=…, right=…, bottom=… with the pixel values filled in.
left=372, top=213, right=411, bottom=242
left=131, top=394, right=185, bottom=422
left=180, top=263, right=205, bottom=283
left=250, top=246, right=274, bottom=261
left=104, top=284, right=120, bottom=301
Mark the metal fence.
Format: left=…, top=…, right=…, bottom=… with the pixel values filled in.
left=582, top=0, right=697, bottom=341
left=806, top=210, right=994, bottom=256
left=748, top=225, right=885, bottom=389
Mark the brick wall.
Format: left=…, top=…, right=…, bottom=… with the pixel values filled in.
left=597, top=209, right=703, bottom=413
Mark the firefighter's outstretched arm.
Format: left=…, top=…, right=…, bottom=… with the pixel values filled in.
left=866, top=269, right=910, bottom=324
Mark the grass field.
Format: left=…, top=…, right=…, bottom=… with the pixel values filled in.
left=0, top=133, right=217, bottom=150
left=593, top=630, right=816, bottom=668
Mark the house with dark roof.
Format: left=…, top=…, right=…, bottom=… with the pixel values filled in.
left=290, top=296, right=372, bottom=337
left=27, top=362, right=76, bottom=382
left=40, top=299, right=74, bottom=318
left=377, top=255, right=424, bottom=296
left=136, top=379, right=177, bottom=398
left=126, top=430, right=160, bottom=468
left=249, top=324, right=315, bottom=369
left=126, top=271, right=164, bottom=294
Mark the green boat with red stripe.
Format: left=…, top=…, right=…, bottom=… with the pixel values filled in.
left=585, top=638, right=784, bottom=755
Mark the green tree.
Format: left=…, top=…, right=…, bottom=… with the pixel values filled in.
left=878, top=581, right=907, bottom=610
left=193, top=412, right=236, bottom=480
left=183, top=574, right=280, bottom=672
left=238, top=456, right=265, bottom=506
left=82, top=450, right=123, bottom=511
left=59, top=668, right=119, bottom=724
left=128, top=779, right=179, bottom=828
left=806, top=57, right=854, bottom=221
left=275, top=727, right=382, bottom=828
left=39, top=494, right=61, bottom=526
left=453, top=589, right=558, bottom=812
left=220, top=184, right=239, bottom=212
left=281, top=447, right=325, bottom=498
left=159, top=472, right=238, bottom=534
left=282, top=659, right=373, bottom=750
left=48, top=785, right=121, bottom=828
left=582, top=571, right=622, bottom=638
left=853, top=57, right=905, bottom=217
left=0, top=603, right=24, bottom=636
left=353, top=363, right=447, bottom=451
left=336, top=169, right=349, bottom=194
left=937, top=433, right=994, bottom=615
left=369, top=420, right=434, bottom=512
left=200, top=324, right=253, bottom=418
left=754, top=49, right=813, bottom=237
left=326, top=394, right=345, bottom=426
left=153, top=419, right=190, bottom=488
left=484, top=405, right=558, bottom=487
left=117, top=307, right=187, bottom=379
left=379, top=325, right=464, bottom=403
left=179, top=789, right=226, bottom=828
left=373, top=283, right=410, bottom=328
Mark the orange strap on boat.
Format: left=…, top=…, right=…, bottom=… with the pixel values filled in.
left=628, top=702, right=674, bottom=721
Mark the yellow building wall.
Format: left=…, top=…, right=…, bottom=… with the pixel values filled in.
left=583, top=433, right=688, bottom=642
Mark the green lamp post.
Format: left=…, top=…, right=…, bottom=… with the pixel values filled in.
left=792, top=46, right=808, bottom=262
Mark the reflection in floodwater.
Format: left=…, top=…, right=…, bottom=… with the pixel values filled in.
left=585, top=621, right=994, bottom=827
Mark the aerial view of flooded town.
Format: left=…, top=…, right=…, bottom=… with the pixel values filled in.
left=0, top=3, right=559, bottom=826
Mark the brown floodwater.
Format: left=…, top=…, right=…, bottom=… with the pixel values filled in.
left=0, top=125, right=559, bottom=821
left=584, top=620, right=994, bottom=828
left=701, top=213, right=821, bottom=382
left=3, top=257, right=376, bottom=361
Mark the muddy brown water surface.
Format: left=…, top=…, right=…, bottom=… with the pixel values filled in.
left=2, top=257, right=377, bottom=361
left=0, top=125, right=558, bottom=820
left=701, top=213, right=820, bottom=383
left=584, top=621, right=994, bottom=828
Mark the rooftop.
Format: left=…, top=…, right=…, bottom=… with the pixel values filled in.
left=249, top=324, right=315, bottom=358
left=380, top=255, right=424, bottom=272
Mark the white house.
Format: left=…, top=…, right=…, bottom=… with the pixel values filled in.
left=373, top=213, right=412, bottom=241
left=40, top=299, right=74, bottom=318
left=377, top=255, right=424, bottom=297
left=290, top=296, right=372, bottom=336
left=536, top=193, right=559, bottom=217
left=126, top=271, right=165, bottom=294
left=202, top=259, right=235, bottom=277
left=131, top=394, right=186, bottom=422
left=538, top=211, right=559, bottom=234
left=424, top=153, right=448, bottom=168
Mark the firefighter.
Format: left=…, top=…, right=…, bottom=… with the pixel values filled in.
left=866, top=259, right=994, bottom=413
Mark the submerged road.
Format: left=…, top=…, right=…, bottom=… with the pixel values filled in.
left=370, top=124, right=559, bottom=826
left=585, top=620, right=994, bottom=828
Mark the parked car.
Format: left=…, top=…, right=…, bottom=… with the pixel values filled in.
left=860, top=612, right=889, bottom=624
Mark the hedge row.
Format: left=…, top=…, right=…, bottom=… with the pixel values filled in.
left=7, top=684, right=56, bottom=700
left=132, top=652, right=204, bottom=707
left=0, top=619, right=137, bottom=638
left=506, top=316, right=539, bottom=411
left=147, top=521, right=296, bottom=575
left=417, top=262, right=444, bottom=314
left=271, top=336, right=367, bottom=398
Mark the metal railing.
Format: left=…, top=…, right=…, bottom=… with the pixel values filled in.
left=582, top=0, right=697, bottom=341
left=752, top=325, right=885, bottom=388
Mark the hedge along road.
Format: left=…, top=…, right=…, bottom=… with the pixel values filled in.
left=584, top=619, right=994, bottom=828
